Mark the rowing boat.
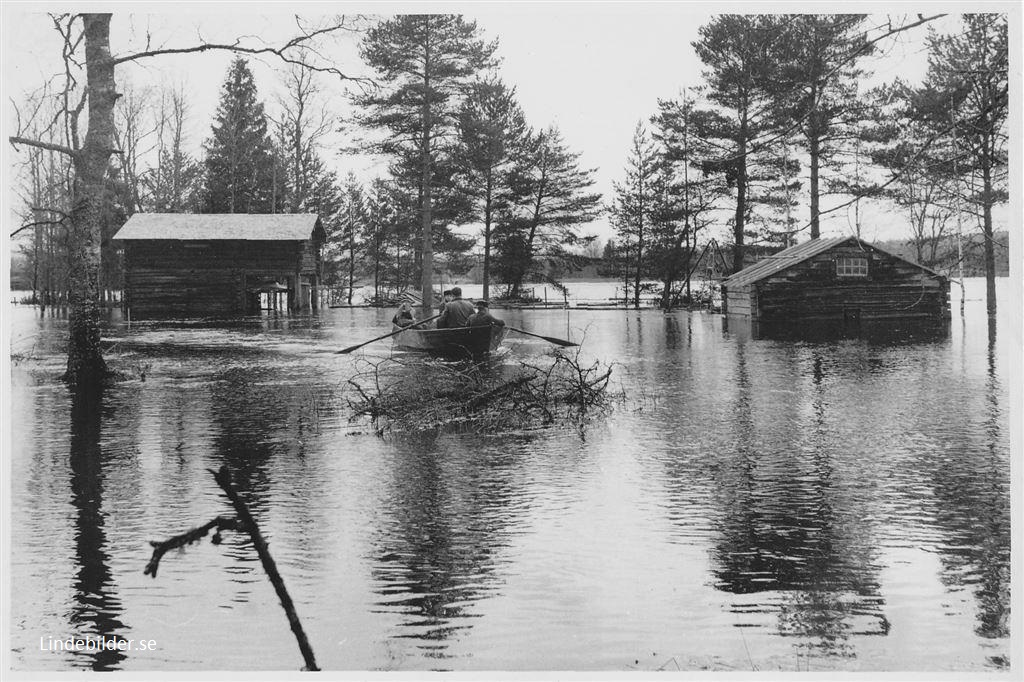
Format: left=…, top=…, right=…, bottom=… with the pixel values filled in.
left=392, top=324, right=509, bottom=357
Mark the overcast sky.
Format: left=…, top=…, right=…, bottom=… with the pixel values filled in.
left=2, top=3, right=1011, bottom=248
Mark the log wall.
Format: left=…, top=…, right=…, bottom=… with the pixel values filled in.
left=123, top=239, right=318, bottom=318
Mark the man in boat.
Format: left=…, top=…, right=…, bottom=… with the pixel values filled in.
left=466, top=299, right=505, bottom=328
left=436, top=286, right=474, bottom=329
left=392, top=302, right=415, bottom=327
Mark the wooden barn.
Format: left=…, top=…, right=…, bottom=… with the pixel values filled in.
left=721, top=236, right=950, bottom=326
left=113, top=213, right=325, bottom=318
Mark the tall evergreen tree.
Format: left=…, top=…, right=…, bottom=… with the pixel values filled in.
left=498, top=125, right=603, bottom=297
left=454, top=76, right=531, bottom=299
left=203, top=58, right=280, bottom=213
left=774, top=14, right=874, bottom=239
left=692, top=15, right=790, bottom=272
left=355, top=15, right=497, bottom=313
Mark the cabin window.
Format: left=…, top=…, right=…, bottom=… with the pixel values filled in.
left=836, top=256, right=868, bottom=277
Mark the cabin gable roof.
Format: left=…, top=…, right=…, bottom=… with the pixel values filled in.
left=113, top=213, right=323, bottom=241
left=722, top=236, right=944, bottom=288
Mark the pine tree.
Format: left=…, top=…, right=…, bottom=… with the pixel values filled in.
left=773, top=14, right=874, bottom=239
left=355, top=15, right=497, bottom=313
left=692, top=15, right=791, bottom=272
left=498, top=125, right=602, bottom=297
left=454, top=76, right=531, bottom=299
left=203, top=58, right=280, bottom=213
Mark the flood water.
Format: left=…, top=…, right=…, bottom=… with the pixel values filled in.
left=7, top=279, right=1015, bottom=672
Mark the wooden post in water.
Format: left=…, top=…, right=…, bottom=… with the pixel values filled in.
left=210, top=466, right=319, bottom=672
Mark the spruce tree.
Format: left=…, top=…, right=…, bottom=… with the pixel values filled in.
left=203, top=58, right=279, bottom=213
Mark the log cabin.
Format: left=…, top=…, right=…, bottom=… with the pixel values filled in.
left=721, top=236, right=950, bottom=327
left=113, top=213, right=325, bottom=319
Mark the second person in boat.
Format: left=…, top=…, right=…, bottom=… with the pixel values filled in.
left=436, top=286, right=475, bottom=328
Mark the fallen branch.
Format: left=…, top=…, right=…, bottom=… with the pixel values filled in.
left=144, top=515, right=243, bottom=578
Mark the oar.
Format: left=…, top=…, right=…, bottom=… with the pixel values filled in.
left=507, top=326, right=579, bottom=347
left=335, top=312, right=443, bottom=354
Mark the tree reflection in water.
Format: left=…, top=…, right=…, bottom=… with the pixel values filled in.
left=67, top=387, right=128, bottom=671
left=712, top=344, right=887, bottom=659
left=926, top=316, right=1009, bottom=645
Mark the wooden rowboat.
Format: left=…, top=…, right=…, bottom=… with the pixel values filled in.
left=392, top=324, right=509, bottom=357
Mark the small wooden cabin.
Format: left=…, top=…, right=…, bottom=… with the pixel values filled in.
left=721, top=236, right=950, bottom=324
left=113, top=213, right=325, bottom=318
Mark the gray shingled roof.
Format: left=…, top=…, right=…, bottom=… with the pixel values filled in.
left=722, top=235, right=944, bottom=288
left=723, top=236, right=851, bottom=288
left=113, top=213, right=321, bottom=241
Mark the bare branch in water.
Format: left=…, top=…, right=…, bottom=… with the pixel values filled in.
left=143, top=515, right=244, bottom=578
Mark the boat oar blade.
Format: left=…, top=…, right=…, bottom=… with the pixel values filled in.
left=335, top=312, right=443, bottom=354
left=536, top=335, right=579, bottom=347
left=336, top=342, right=371, bottom=355
left=508, top=327, right=578, bottom=347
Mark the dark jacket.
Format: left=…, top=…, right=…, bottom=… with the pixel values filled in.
left=436, top=298, right=475, bottom=328
left=466, top=310, right=505, bottom=327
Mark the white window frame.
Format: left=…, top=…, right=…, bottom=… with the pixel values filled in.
left=836, top=256, right=868, bottom=277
